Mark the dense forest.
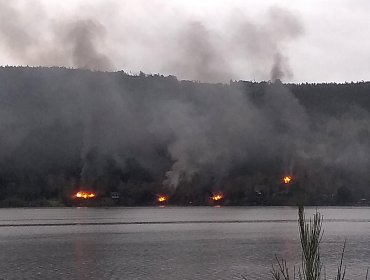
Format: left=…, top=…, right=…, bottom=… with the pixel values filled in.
left=1, top=66, right=370, bottom=207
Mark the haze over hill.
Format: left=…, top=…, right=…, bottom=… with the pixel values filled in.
left=1, top=1, right=370, bottom=206
left=1, top=0, right=370, bottom=83
left=0, top=66, right=369, bottom=206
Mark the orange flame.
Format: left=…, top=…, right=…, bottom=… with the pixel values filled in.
left=212, top=193, right=223, bottom=201
left=283, top=176, right=292, bottom=184
left=157, top=195, right=167, bottom=203
left=74, top=191, right=96, bottom=199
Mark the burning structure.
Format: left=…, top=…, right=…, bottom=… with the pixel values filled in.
left=212, top=193, right=223, bottom=201
left=156, top=194, right=168, bottom=205
left=209, top=192, right=224, bottom=206
left=74, top=191, right=96, bottom=199
left=283, top=176, right=292, bottom=184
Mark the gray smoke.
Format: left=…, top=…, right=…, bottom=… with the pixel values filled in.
left=161, top=6, right=304, bottom=82
left=5, top=1, right=369, bottom=194
left=165, top=21, right=230, bottom=83
left=0, top=1, right=303, bottom=81
left=58, top=19, right=113, bottom=71
left=270, top=53, right=292, bottom=81
left=0, top=1, right=41, bottom=63
left=0, top=0, right=308, bottom=188
left=232, top=6, right=303, bottom=81
left=1, top=67, right=370, bottom=194
left=0, top=0, right=113, bottom=71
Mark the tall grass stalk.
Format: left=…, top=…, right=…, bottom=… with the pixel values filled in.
left=297, top=206, right=323, bottom=280
left=270, top=206, right=357, bottom=280
left=335, top=240, right=346, bottom=280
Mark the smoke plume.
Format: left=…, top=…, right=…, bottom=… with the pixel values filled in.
left=0, top=0, right=113, bottom=71
left=2, top=1, right=369, bottom=201
left=1, top=67, right=370, bottom=197
left=0, top=1, right=303, bottom=81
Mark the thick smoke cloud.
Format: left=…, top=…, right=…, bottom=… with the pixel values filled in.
left=0, top=68, right=308, bottom=189
left=0, top=1, right=302, bottom=81
left=2, top=67, right=370, bottom=195
left=1, top=1, right=370, bottom=202
left=0, top=1, right=41, bottom=62
left=0, top=0, right=112, bottom=71
left=232, top=6, right=303, bottom=81
left=60, top=19, right=113, bottom=71
left=165, top=21, right=231, bottom=83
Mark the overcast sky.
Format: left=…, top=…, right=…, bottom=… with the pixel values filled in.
left=0, top=0, right=369, bottom=83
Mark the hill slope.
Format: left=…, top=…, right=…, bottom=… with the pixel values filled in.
left=1, top=66, right=370, bottom=206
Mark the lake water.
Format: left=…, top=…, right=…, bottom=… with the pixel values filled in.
left=0, top=207, right=369, bottom=280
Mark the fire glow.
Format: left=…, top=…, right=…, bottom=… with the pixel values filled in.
left=283, top=176, right=292, bottom=184
left=157, top=195, right=167, bottom=203
left=74, top=191, right=96, bottom=199
left=212, top=193, right=223, bottom=201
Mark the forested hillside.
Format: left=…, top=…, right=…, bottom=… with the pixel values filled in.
left=1, top=66, right=370, bottom=206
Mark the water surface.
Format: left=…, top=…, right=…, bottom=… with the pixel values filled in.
left=0, top=207, right=369, bottom=279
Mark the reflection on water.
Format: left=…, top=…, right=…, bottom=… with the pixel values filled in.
left=0, top=207, right=369, bottom=280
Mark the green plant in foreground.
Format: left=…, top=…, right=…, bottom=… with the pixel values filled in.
left=271, top=206, right=368, bottom=280
left=297, top=205, right=323, bottom=280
